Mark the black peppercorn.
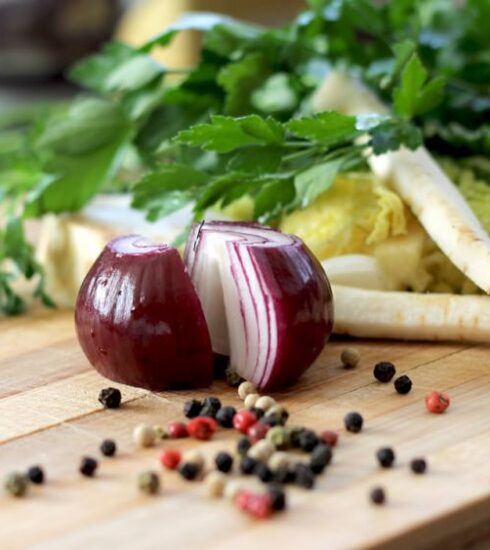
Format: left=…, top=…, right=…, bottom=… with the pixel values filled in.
left=370, top=486, right=386, bottom=505
left=240, top=456, right=258, bottom=475
left=274, top=465, right=296, bottom=484
left=98, top=387, right=121, bottom=409
left=237, top=436, right=252, bottom=457
left=344, top=412, right=363, bottom=433
left=290, top=427, right=306, bottom=448
left=80, top=457, right=98, bottom=477
left=373, top=361, right=396, bottom=383
left=254, top=463, right=274, bottom=483
left=267, top=484, right=287, bottom=511
left=294, top=464, right=316, bottom=489
left=216, top=406, right=236, bottom=428
left=298, top=430, right=320, bottom=452
left=394, top=375, right=412, bottom=395
left=179, top=462, right=200, bottom=481
left=410, top=458, right=427, bottom=474
left=260, top=413, right=283, bottom=427
left=100, top=439, right=117, bottom=457
left=249, top=406, right=265, bottom=419
left=27, top=465, right=44, bottom=485
left=200, top=396, right=222, bottom=418
left=376, top=447, right=395, bottom=468
left=215, top=452, right=234, bottom=473
left=310, top=444, right=333, bottom=474
left=183, top=399, right=202, bottom=419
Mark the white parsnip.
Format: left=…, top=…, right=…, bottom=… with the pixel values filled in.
left=314, top=72, right=490, bottom=293
left=332, top=285, right=490, bottom=342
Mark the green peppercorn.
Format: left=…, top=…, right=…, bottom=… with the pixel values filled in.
left=225, top=368, right=243, bottom=387
left=4, top=472, right=28, bottom=497
left=266, top=426, right=290, bottom=450
left=138, top=471, right=160, bottom=495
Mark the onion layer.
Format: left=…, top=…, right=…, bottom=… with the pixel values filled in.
left=75, top=235, right=213, bottom=390
left=184, top=221, right=334, bottom=390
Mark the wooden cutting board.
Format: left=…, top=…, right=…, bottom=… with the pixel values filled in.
left=1, top=307, right=490, bottom=550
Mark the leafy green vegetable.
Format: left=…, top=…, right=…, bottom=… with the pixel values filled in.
left=0, top=0, right=488, bottom=314
left=394, top=54, right=445, bottom=118
left=176, top=115, right=284, bottom=152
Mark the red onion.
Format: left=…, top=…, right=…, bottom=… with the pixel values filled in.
left=184, top=221, right=334, bottom=390
left=75, top=235, right=213, bottom=390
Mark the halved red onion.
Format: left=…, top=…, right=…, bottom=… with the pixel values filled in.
left=184, top=221, right=334, bottom=390
left=75, top=235, right=213, bottom=390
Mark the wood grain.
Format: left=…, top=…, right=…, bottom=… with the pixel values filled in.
left=1, top=309, right=490, bottom=549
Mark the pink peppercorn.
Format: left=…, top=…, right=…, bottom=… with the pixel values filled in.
left=160, top=449, right=182, bottom=470
left=236, top=490, right=272, bottom=519
left=187, top=417, right=218, bottom=441
left=233, top=410, right=257, bottom=434
left=168, top=421, right=189, bottom=438
left=247, top=422, right=269, bottom=443
left=425, top=391, right=450, bottom=414
left=320, top=430, right=339, bottom=447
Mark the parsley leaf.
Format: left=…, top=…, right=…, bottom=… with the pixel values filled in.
left=176, top=115, right=284, bottom=152
left=131, top=165, right=208, bottom=221
left=70, top=42, right=164, bottom=94
left=394, top=54, right=445, bottom=118
left=286, top=112, right=360, bottom=146
left=294, top=159, right=342, bottom=207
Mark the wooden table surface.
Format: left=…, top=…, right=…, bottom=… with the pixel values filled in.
left=1, top=307, right=490, bottom=550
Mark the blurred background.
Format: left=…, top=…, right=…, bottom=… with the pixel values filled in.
left=0, top=0, right=305, bottom=107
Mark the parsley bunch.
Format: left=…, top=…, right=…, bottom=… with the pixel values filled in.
left=0, top=0, right=488, bottom=314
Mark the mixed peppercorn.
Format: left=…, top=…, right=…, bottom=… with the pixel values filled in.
left=2, top=349, right=447, bottom=521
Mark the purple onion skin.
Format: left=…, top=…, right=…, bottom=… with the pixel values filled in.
left=75, top=236, right=213, bottom=391
left=242, top=240, right=334, bottom=391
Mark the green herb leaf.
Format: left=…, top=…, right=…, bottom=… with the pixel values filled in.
left=294, top=159, right=342, bottom=208
left=131, top=165, right=208, bottom=221
left=394, top=54, right=445, bottom=117
left=176, top=115, right=284, bottom=153
left=140, top=12, right=261, bottom=52
left=253, top=177, right=295, bottom=222
left=70, top=42, right=164, bottom=95
left=369, top=119, right=422, bottom=154
left=217, top=53, right=270, bottom=115
left=227, top=146, right=283, bottom=174
left=36, top=99, right=130, bottom=156
left=287, top=112, right=360, bottom=146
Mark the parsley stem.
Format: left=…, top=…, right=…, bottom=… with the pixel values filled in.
left=283, top=148, right=318, bottom=162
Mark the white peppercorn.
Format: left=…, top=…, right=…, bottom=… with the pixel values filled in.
left=248, top=440, right=275, bottom=462
left=255, top=396, right=276, bottom=411
left=341, top=347, right=361, bottom=368
left=184, top=449, right=205, bottom=470
left=205, top=471, right=227, bottom=498
left=244, top=393, right=260, bottom=409
left=224, top=479, right=246, bottom=500
left=268, top=452, right=290, bottom=472
left=238, top=381, right=257, bottom=400
left=133, top=423, right=156, bottom=448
